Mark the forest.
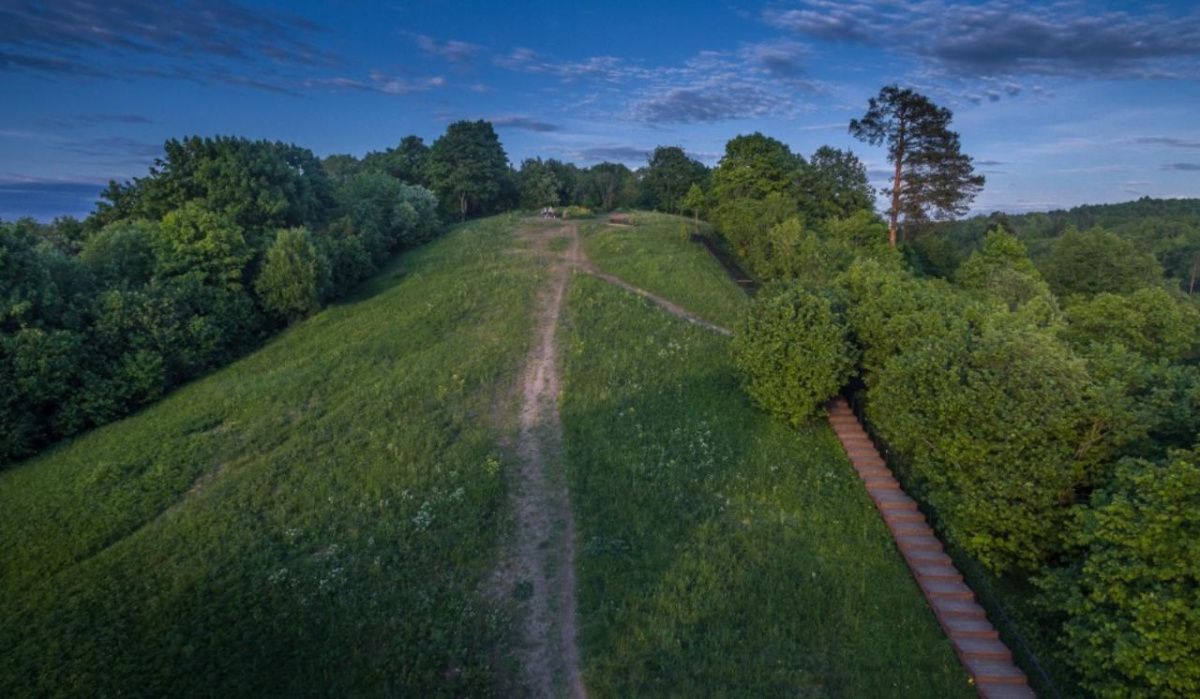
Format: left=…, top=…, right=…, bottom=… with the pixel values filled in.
left=3, top=85, right=1199, bottom=696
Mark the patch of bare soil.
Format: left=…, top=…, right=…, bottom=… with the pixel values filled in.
left=490, top=219, right=587, bottom=698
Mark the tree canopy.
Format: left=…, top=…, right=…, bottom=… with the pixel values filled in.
left=428, top=120, right=510, bottom=221
left=850, top=85, right=983, bottom=245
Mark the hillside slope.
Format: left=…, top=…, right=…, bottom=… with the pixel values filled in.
left=0, top=215, right=538, bottom=696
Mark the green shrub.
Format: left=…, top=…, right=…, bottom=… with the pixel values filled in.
left=870, top=318, right=1097, bottom=572
left=835, top=259, right=974, bottom=386
left=1042, top=449, right=1200, bottom=698
left=732, top=286, right=856, bottom=424
left=1062, top=286, right=1199, bottom=361
left=955, top=228, right=1056, bottom=313
left=255, top=228, right=330, bottom=322
left=1040, top=226, right=1163, bottom=298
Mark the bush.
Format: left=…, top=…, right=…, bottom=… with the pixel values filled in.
left=731, top=286, right=857, bottom=425
left=1042, top=449, right=1200, bottom=698
left=1062, top=286, right=1199, bottom=361
left=1040, top=226, right=1163, bottom=298
left=870, top=317, right=1098, bottom=572
left=835, top=259, right=974, bottom=386
left=955, top=228, right=1056, bottom=312
left=255, top=228, right=329, bottom=322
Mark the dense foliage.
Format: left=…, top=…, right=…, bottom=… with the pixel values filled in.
left=1042, top=450, right=1200, bottom=698
left=712, top=103, right=1200, bottom=693
left=2, top=134, right=440, bottom=465
left=731, top=286, right=856, bottom=425
left=929, top=197, right=1200, bottom=296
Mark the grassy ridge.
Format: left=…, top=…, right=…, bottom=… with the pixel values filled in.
left=580, top=212, right=749, bottom=329
left=0, top=215, right=537, bottom=697
left=561, top=221, right=971, bottom=697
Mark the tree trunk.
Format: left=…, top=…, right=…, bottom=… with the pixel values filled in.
left=888, top=120, right=907, bottom=247
left=459, top=192, right=467, bottom=222
left=1189, top=258, right=1197, bottom=295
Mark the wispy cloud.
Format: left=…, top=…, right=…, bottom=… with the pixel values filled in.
left=492, top=116, right=561, bottom=132
left=36, top=113, right=153, bottom=128
left=1162, top=162, right=1200, bottom=171
left=766, top=1, right=1200, bottom=80
left=414, top=35, right=483, bottom=66
left=0, top=0, right=336, bottom=93
left=1132, top=136, right=1200, bottom=149
left=304, top=72, right=444, bottom=95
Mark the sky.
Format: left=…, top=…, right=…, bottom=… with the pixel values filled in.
left=1, top=0, right=1198, bottom=221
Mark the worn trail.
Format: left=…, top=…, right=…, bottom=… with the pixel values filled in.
left=496, top=220, right=586, bottom=698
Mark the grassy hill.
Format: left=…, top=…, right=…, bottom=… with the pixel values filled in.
left=0, top=215, right=539, bottom=696
left=1, top=211, right=971, bottom=697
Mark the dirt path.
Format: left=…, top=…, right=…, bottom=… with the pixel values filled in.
left=583, top=268, right=732, bottom=336
left=492, top=220, right=734, bottom=698
left=495, top=220, right=586, bottom=699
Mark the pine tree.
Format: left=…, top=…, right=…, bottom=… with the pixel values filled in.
left=850, top=86, right=984, bottom=246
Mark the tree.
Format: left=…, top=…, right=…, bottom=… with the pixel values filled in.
left=516, top=158, right=562, bottom=208
left=585, top=162, right=636, bottom=210
left=1040, top=227, right=1163, bottom=298
left=955, top=229, right=1055, bottom=312
left=427, top=120, right=510, bottom=221
left=850, top=85, right=984, bottom=245
left=808, top=146, right=874, bottom=218
left=1042, top=450, right=1200, bottom=698
left=362, top=135, right=431, bottom=186
left=681, top=183, right=705, bottom=225
left=255, top=228, right=329, bottom=322
left=153, top=202, right=252, bottom=291
left=640, top=146, right=707, bottom=213
left=732, top=286, right=857, bottom=425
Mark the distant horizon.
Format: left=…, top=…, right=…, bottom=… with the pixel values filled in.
left=3, top=0, right=1198, bottom=220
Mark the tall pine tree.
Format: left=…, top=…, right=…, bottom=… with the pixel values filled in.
left=850, top=86, right=984, bottom=245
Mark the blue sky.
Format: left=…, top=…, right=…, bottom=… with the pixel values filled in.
left=2, top=0, right=1198, bottom=220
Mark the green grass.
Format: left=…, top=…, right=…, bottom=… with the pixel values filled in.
left=580, top=212, right=749, bottom=328
left=0, top=215, right=539, bottom=697
left=559, top=279, right=972, bottom=696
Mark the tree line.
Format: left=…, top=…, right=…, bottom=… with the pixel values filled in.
left=0, top=131, right=455, bottom=464
left=729, top=87, right=1200, bottom=697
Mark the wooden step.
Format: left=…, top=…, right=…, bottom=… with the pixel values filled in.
left=942, top=615, right=999, bottom=640
left=921, top=579, right=975, bottom=600
left=955, top=636, right=1012, bottom=662
left=976, top=681, right=1035, bottom=698
left=931, top=597, right=986, bottom=619
left=964, top=657, right=1027, bottom=684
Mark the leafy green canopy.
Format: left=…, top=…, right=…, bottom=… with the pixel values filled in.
left=640, top=146, right=709, bottom=214
left=427, top=120, right=510, bottom=221
left=850, top=85, right=984, bottom=244
left=732, top=286, right=857, bottom=425
left=1042, top=449, right=1200, bottom=698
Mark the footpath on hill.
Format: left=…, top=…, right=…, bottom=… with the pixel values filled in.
left=491, top=220, right=587, bottom=698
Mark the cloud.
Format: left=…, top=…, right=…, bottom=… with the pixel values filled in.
left=414, top=35, right=483, bottom=65
left=305, top=72, right=443, bottom=95
left=62, top=136, right=161, bottom=160
left=0, top=0, right=332, bottom=92
left=577, top=146, right=651, bottom=163
left=631, top=83, right=791, bottom=123
left=497, top=48, right=644, bottom=83
left=738, top=39, right=811, bottom=83
left=1162, top=163, right=1200, bottom=171
left=766, top=1, right=1200, bottom=80
left=492, top=116, right=561, bottom=132
left=37, top=114, right=152, bottom=128
left=976, top=160, right=1006, bottom=166
left=1132, top=136, right=1200, bottom=149
left=0, top=179, right=106, bottom=221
